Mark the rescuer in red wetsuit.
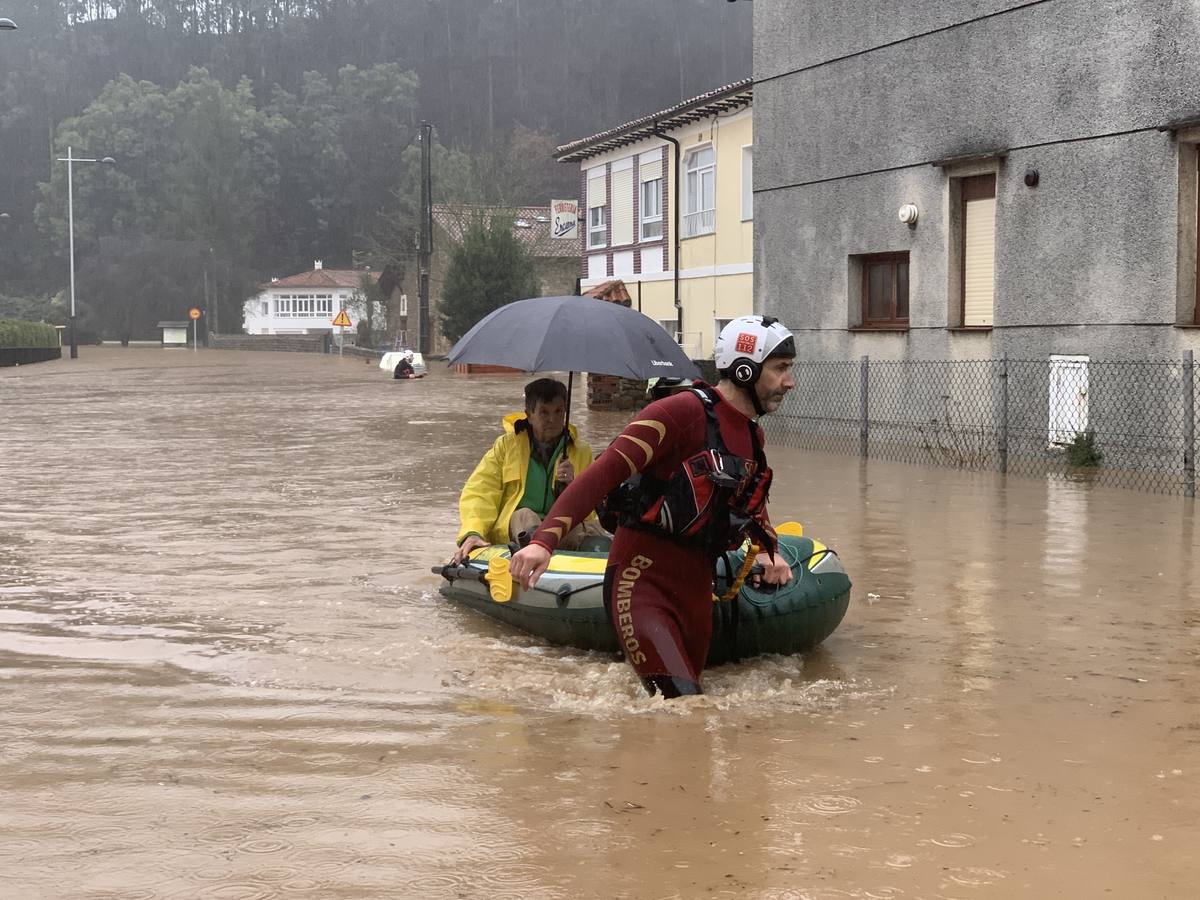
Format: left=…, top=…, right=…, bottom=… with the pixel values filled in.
left=509, top=316, right=797, bottom=698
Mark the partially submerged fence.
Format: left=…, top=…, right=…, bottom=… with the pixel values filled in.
left=0, top=318, right=62, bottom=367
left=763, top=352, right=1198, bottom=497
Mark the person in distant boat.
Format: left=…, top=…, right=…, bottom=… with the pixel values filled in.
left=508, top=316, right=796, bottom=699
left=451, top=378, right=604, bottom=564
left=393, top=352, right=415, bottom=379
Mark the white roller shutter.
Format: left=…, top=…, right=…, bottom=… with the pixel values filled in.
left=963, top=190, right=996, bottom=327
left=611, top=167, right=633, bottom=246
left=587, top=170, right=606, bottom=208
left=640, top=158, right=662, bottom=183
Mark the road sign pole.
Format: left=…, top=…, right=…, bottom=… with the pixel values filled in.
left=339, top=325, right=344, bottom=358
left=188, top=306, right=201, bottom=351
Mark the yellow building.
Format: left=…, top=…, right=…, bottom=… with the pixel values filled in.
left=556, top=79, right=753, bottom=359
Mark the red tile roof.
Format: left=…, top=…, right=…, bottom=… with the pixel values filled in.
left=265, top=268, right=378, bottom=289
left=432, top=204, right=580, bottom=258
left=584, top=280, right=632, bottom=306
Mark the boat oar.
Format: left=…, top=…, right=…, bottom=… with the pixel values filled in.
left=431, top=557, right=514, bottom=603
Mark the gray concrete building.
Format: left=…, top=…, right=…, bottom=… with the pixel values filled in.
left=754, top=0, right=1200, bottom=363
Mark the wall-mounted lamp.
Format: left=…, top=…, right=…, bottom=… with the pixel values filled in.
left=1024, top=168, right=1040, bottom=187
left=898, top=203, right=919, bottom=226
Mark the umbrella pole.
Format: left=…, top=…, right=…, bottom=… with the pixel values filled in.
left=564, top=371, right=574, bottom=440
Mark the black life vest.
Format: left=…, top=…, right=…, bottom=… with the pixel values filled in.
left=602, top=386, right=775, bottom=555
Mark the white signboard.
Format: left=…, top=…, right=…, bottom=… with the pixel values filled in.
left=551, top=199, right=579, bottom=240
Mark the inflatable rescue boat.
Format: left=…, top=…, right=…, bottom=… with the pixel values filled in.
left=433, top=529, right=850, bottom=666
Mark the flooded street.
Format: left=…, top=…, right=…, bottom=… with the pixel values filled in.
left=2, top=347, right=1198, bottom=898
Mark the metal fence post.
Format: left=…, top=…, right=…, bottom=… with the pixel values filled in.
left=998, top=353, right=1009, bottom=475
left=1184, top=350, right=1196, bottom=499
left=859, top=355, right=870, bottom=459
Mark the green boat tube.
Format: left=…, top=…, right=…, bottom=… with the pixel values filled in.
left=433, top=532, right=851, bottom=666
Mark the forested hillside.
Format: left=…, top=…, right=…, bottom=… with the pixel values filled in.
left=0, top=1, right=750, bottom=339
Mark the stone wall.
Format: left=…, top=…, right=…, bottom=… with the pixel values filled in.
left=586, top=360, right=717, bottom=410
left=209, top=334, right=327, bottom=353
left=586, top=374, right=648, bottom=411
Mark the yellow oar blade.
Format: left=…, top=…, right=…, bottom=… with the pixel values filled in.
left=486, top=557, right=513, bottom=603
left=776, top=521, right=804, bottom=537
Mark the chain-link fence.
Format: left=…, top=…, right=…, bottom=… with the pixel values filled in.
left=763, top=352, right=1199, bottom=497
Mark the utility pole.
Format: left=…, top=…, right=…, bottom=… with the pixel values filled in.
left=418, top=120, right=433, bottom=356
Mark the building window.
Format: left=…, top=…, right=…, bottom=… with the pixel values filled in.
left=641, top=177, right=662, bottom=240
left=683, top=146, right=715, bottom=237
left=588, top=205, right=607, bottom=249
left=587, top=168, right=607, bottom=250
left=960, top=174, right=996, bottom=327
left=658, top=318, right=679, bottom=341
left=1170, top=137, right=1200, bottom=325
left=277, top=296, right=292, bottom=317
left=1195, top=149, right=1200, bottom=324
left=315, top=294, right=332, bottom=316
left=862, top=253, right=910, bottom=327
left=741, top=146, right=753, bottom=221
left=260, top=301, right=269, bottom=316
left=399, top=293, right=408, bottom=316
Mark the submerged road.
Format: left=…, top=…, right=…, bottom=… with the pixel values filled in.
left=1, top=347, right=1197, bottom=898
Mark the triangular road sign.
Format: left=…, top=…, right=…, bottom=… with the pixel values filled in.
left=332, top=309, right=352, bottom=327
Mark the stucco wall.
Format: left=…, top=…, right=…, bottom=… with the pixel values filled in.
left=755, top=0, right=1200, bottom=361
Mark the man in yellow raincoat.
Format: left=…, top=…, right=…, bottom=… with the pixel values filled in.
left=451, top=378, right=603, bottom=563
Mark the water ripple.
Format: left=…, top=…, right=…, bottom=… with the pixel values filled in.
left=797, top=794, right=863, bottom=816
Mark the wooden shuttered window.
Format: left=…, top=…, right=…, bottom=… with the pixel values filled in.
left=862, top=252, right=909, bottom=327
left=961, top=174, right=996, bottom=327
left=611, top=166, right=634, bottom=246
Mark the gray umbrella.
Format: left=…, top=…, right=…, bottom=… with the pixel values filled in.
left=446, top=295, right=700, bottom=380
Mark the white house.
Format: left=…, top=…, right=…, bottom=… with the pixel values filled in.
left=242, top=260, right=380, bottom=336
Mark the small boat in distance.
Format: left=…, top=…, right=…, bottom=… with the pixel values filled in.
left=380, top=350, right=427, bottom=379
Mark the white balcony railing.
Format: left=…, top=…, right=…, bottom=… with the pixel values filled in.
left=682, top=209, right=715, bottom=238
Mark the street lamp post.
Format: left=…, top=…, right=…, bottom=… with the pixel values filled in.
left=57, top=146, right=114, bottom=359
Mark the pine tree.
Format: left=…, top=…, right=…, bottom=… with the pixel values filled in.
left=440, top=215, right=539, bottom=344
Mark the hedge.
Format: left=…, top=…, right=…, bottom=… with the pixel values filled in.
left=0, top=317, right=59, bottom=349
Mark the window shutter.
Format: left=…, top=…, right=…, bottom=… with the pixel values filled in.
left=611, top=167, right=633, bottom=245
left=963, top=190, right=996, bottom=327
left=587, top=171, right=606, bottom=208
left=640, top=158, right=662, bottom=183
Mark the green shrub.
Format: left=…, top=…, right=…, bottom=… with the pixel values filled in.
left=1064, top=429, right=1104, bottom=468
left=0, top=317, right=59, bottom=349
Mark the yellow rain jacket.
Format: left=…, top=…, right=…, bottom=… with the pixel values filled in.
left=456, top=412, right=596, bottom=546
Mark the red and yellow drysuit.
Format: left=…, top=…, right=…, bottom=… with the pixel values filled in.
left=529, top=386, right=777, bottom=696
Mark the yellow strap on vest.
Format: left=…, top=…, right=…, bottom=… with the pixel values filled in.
left=714, top=544, right=758, bottom=603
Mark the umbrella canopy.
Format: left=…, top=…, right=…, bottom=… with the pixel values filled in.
left=446, top=295, right=700, bottom=380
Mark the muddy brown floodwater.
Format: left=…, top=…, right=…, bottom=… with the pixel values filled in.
left=1, top=347, right=1198, bottom=899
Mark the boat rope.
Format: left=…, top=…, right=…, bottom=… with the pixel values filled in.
left=714, top=543, right=759, bottom=603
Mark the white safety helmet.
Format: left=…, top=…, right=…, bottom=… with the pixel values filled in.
left=714, top=315, right=795, bottom=389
